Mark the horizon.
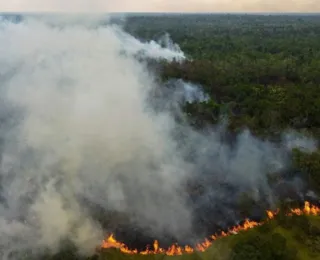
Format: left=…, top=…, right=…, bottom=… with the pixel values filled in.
left=1, top=11, right=320, bottom=15
left=2, top=0, right=320, bottom=13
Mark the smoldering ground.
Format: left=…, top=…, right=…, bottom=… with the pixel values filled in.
left=0, top=14, right=318, bottom=259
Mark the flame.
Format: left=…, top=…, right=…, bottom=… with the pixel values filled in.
left=100, top=201, right=320, bottom=255
left=289, top=201, right=320, bottom=216
left=266, top=210, right=275, bottom=219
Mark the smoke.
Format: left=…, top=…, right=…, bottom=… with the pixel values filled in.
left=166, top=79, right=209, bottom=103
left=113, top=29, right=185, bottom=61
left=0, top=14, right=190, bottom=258
left=0, top=14, right=317, bottom=259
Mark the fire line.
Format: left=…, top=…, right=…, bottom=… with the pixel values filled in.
left=100, top=201, right=320, bottom=256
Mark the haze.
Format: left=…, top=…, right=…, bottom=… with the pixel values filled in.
left=1, top=0, right=319, bottom=13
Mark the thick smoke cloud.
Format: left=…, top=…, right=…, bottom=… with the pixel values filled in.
left=0, top=14, right=317, bottom=259
left=0, top=15, right=190, bottom=258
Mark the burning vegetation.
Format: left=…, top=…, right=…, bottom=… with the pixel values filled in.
left=100, top=201, right=320, bottom=256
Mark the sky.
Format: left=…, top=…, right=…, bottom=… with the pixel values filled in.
left=0, top=0, right=319, bottom=13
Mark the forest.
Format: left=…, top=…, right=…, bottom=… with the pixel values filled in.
left=124, top=14, right=320, bottom=198
left=4, top=13, right=320, bottom=260
left=120, top=14, right=320, bottom=260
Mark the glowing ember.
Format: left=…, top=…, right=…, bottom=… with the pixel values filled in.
left=100, top=201, right=320, bottom=255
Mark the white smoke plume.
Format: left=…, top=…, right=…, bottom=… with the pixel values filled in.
left=173, top=80, right=209, bottom=103
left=0, top=14, right=190, bottom=258
left=0, top=14, right=317, bottom=259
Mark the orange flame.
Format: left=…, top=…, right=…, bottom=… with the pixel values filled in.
left=100, top=201, right=319, bottom=255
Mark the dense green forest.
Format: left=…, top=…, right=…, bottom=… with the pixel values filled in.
left=125, top=15, right=320, bottom=135
left=25, top=14, right=320, bottom=260
left=124, top=14, right=320, bottom=197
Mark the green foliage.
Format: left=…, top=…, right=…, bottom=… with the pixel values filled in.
left=231, top=232, right=298, bottom=260
left=116, top=14, right=320, bottom=260
left=292, top=149, right=320, bottom=194
left=183, top=99, right=221, bottom=127
left=122, top=14, right=320, bottom=260
left=126, top=15, right=320, bottom=137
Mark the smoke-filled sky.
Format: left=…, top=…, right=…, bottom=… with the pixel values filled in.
left=1, top=0, right=319, bottom=13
